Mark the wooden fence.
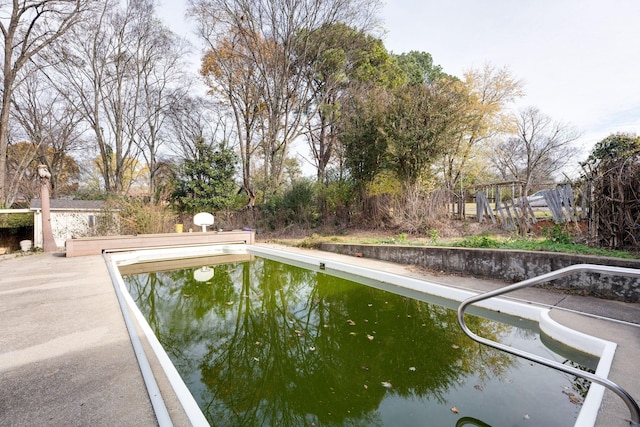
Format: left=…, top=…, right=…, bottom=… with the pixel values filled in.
left=474, top=184, right=579, bottom=231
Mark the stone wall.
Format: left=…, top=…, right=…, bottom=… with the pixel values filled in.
left=318, top=243, right=640, bottom=303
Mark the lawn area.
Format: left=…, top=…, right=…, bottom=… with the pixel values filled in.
left=260, top=223, right=639, bottom=260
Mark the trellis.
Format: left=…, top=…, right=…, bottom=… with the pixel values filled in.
left=588, top=155, right=640, bottom=249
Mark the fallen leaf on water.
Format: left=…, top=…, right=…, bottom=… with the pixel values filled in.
left=451, top=407, right=459, bottom=414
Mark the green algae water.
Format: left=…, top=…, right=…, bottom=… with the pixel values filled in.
left=121, top=255, right=596, bottom=427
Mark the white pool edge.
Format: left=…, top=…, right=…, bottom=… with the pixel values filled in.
left=107, top=251, right=211, bottom=427
left=108, top=243, right=617, bottom=427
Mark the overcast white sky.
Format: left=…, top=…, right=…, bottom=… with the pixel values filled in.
left=158, top=0, right=640, bottom=162
left=381, top=0, right=640, bottom=160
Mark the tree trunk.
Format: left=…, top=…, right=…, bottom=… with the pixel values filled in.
left=0, top=33, right=14, bottom=207
left=0, top=112, right=10, bottom=207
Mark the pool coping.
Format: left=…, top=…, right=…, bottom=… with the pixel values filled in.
left=107, top=243, right=621, bottom=427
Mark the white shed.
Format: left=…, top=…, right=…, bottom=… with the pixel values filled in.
left=30, top=199, right=107, bottom=249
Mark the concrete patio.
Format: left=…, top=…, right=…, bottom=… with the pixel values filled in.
left=1, top=246, right=638, bottom=426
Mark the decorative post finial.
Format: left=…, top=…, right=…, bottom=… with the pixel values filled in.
left=37, top=164, right=51, bottom=180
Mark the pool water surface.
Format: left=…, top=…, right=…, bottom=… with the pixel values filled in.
left=120, top=254, right=597, bottom=427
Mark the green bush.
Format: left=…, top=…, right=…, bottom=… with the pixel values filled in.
left=0, top=213, right=33, bottom=228
left=451, top=234, right=500, bottom=248
left=316, top=178, right=355, bottom=226
left=260, top=194, right=285, bottom=231
left=259, top=179, right=319, bottom=231
left=542, top=224, right=574, bottom=245
left=282, top=180, right=316, bottom=222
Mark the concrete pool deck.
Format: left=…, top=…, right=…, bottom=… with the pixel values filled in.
left=0, top=245, right=638, bottom=426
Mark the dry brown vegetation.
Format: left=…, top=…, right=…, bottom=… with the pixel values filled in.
left=257, top=217, right=512, bottom=244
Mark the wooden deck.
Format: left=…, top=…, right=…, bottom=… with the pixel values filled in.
left=65, top=230, right=255, bottom=257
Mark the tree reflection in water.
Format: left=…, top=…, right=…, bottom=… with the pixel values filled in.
left=123, top=257, right=589, bottom=427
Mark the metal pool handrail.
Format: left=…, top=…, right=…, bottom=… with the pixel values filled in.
left=456, top=263, right=640, bottom=427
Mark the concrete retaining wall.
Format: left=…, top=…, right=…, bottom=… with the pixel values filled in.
left=318, top=243, right=640, bottom=303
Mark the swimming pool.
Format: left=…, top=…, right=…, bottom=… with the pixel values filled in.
left=108, top=244, right=617, bottom=426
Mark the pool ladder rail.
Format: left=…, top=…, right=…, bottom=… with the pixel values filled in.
left=456, top=263, right=640, bottom=427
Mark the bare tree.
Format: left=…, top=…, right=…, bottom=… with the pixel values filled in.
left=199, top=27, right=266, bottom=205
left=491, top=106, right=581, bottom=196
left=132, top=12, right=192, bottom=200
left=50, top=0, right=181, bottom=195
left=0, top=0, right=92, bottom=206
left=8, top=69, right=84, bottom=202
left=48, top=0, right=132, bottom=193
left=165, top=95, right=231, bottom=161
